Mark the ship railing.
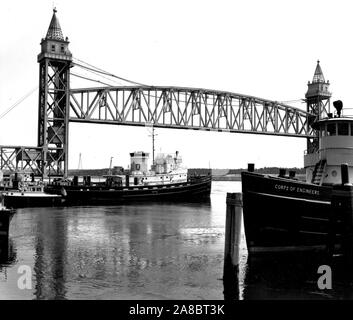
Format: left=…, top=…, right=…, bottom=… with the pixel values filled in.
left=318, top=147, right=353, bottom=152
left=341, top=109, right=353, bottom=117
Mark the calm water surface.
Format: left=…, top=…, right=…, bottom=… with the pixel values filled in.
left=1, top=181, right=353, bottom=300
left=0, top=181, right=243, bottom=299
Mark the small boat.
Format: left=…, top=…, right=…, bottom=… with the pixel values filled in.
left=1, top=182, right=63, bottom=208
left=2, top=190, right=63, bottom=208
left=241, top=100, right=353, bottom=257
left=45, top=150, right=212, bottom=205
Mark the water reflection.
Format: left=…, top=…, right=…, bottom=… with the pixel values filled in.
left=4, top=181, right=353, bottom=299
left=33, top=208, right=68, bottom=299
left=0, top=237, right=16, bottom=265
left=224, top=252, right=353, bottom=300
left=0, top=195, right=221, bottom=299
left=0, top=238, right=16, bottom=285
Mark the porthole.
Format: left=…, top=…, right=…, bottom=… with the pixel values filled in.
left=332, top=170, right=337, bottom=177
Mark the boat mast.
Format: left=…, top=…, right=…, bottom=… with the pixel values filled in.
left=78, top=153, right=82, bottom=170
left=109, top=156, right=113, bottom=175
left=149, top=126, right=157, bottom=165
left=152, top=127, right=155, bottom=164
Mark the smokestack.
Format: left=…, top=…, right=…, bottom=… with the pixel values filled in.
left=333, top=100, right=343, bottom=117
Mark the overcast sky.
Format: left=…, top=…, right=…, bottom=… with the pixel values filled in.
left=1, top=0, right=353, bottom=170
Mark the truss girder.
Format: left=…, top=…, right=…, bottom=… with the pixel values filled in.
left=68, top=86, right=313, bottom=138
left=0, top=146, right=43, bottom=176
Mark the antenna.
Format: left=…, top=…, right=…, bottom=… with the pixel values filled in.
left=109, top=156, right=114, bottom=175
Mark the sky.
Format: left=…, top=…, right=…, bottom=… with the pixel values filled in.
left=1, top=0, right=353, bottom=170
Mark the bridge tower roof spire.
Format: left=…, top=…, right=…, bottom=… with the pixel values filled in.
left=45, top=7, right=64, bottom=40
left=312, top=60, right=325, bottom=83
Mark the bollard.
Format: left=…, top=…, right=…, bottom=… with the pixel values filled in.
left=223, top=192, right=242, bottom=300
left=289, top=170, right=296, bottom=179
left=279, top=168, right=286, bottom=177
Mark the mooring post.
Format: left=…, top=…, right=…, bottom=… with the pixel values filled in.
left=223, top=192, right=243, bottom=299
left=224, top=192, right=243, bottom=270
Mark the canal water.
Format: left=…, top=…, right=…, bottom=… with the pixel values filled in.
left=1, top=181, right=353, bottom=300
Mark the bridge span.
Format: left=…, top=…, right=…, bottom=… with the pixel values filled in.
left=69, top=86, right=312, bottom=138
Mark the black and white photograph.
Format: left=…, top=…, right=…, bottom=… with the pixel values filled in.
left=1, top=0, right=353, bottom=308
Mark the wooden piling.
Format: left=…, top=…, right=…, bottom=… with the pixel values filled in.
left=223, top=192, right=242, bottom=300
left=224, top=192, right=243, bottom=272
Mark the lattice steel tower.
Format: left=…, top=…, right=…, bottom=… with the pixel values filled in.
left=37, top=8, right=72, bottom=177
left=305, top=60, right=331, bottom=153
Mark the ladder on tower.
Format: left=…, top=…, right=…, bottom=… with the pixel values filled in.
left=311, top=159, right=327, bottom=185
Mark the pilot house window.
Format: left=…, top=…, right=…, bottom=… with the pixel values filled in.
left=327, top=123, right=336, bottom=136
left=338, top=123, right=349, bottom=135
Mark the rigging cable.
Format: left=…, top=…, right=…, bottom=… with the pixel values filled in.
left=72, top=58, right=305, bottom=111
left=71, top=72, right=115, bottom=87
left=73, top=57, right=151, bottom=87
left=79, top=67, right=126, bottom=86
left=0, top=86, right=38, bottom=120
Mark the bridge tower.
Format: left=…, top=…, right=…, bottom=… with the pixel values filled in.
left=37, top=8, right=72, bottom=177
left=305, top=60, right=331, bottom=153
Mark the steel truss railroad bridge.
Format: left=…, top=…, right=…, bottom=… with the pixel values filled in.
left=0, top=9, right=331, bottom=178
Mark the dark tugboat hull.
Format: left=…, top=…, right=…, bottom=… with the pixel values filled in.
left=241, top=171, right=336, bottom=256
left=45, top=176, right=212, bottom=205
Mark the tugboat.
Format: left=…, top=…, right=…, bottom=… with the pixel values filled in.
left=45, top=150, right=212, bottom=205
left=242, top=97, right=353, bottom=255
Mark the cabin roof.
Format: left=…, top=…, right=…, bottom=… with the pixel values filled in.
left=312, top=116, right=353, bottom=130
